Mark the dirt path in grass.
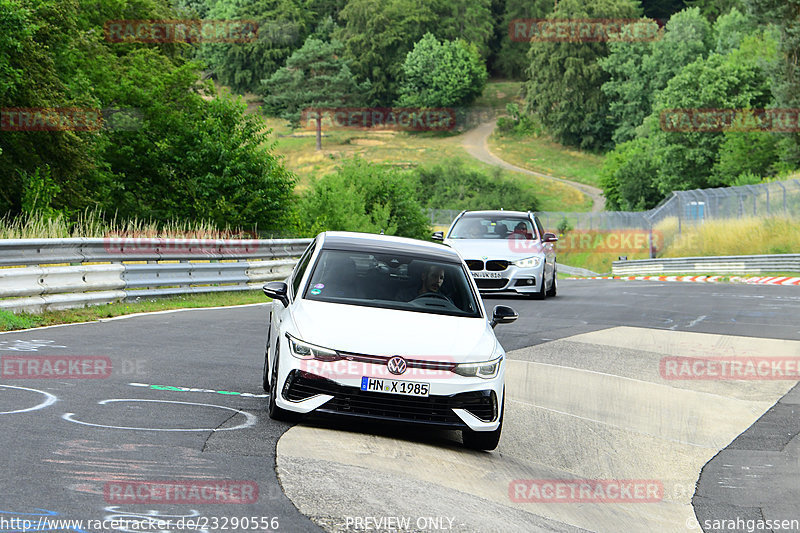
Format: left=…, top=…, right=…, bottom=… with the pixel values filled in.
left=461, top=120, right=606, bottom=212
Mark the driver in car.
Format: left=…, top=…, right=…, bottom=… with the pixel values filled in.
left=396, top=264, right=446, bottom=301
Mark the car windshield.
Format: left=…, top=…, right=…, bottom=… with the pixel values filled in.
left=449, top=216, right=536, bottom=240
left=303, top=249, right=481, bottom=318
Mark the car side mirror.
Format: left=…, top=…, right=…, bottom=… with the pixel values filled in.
left=431, top=231, right=444, bottom=241
left=263, top=281, right=289, bottom=307
left=490, top=305, right=518, bottom=328
left=542, top=233, right=558, bottom=243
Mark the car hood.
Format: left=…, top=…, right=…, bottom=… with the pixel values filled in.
left=290, top=299, right=497, bottom=363
left=445, top=238, right=545, bottom=261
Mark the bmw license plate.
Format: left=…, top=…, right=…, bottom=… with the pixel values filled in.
left=361, top=377, right=429, bottom=397
left=472, top=271, right=502, bottom=279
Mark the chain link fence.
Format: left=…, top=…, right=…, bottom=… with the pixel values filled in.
left=428, top=179, right=800, bottom=231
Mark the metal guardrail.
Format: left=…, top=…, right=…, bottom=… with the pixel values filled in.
left=0, top=238, right=312, bottom=313
left=612, top=254, right=800, bottom=275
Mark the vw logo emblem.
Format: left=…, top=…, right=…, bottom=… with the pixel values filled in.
left=387, top=356, right=407, bottom=375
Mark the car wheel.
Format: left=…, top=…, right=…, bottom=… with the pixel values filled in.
left=462, top=395, right=504, bottom=451
left=262, top=323, right=271, bottom=392
left=546, top=270, right=557, bottom=297
left=268, top=343, right=301, bottom=423
left=529, top=274, right=546, bottom=300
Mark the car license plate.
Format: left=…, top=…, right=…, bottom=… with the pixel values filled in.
left=472, top=271, right=502, bottom=279
left=360, top=377, right=429, bottom=397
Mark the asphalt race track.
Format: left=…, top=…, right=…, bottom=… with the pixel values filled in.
left=0, top=279, right=798, bottom=533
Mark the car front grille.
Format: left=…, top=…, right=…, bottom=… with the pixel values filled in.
left=475, top=278, right=508, bottom=289
left=283, top=371, right=497, bottom=426
left=486, top=260, right=509, bottom=271
left=466, top=260, right=484, bottom=271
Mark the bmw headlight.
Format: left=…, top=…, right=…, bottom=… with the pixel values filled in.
left=286, top=334, right=341, bottom=361
left=453, top=355, right=503, bottom=379
left=513, top=256, right=542, bottom=268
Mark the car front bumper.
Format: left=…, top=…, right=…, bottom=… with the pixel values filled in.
left=273, top=341, right=504, bottom=432
left=469, top=264, right=544, bottom=294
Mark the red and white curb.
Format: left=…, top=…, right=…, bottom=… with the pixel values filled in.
left=566, top=275, right=800, bottom=286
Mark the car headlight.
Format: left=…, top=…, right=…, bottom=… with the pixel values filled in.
left=286, top=334, right=341, bottom=361
left=513, top=256, right=542, bottom=268
left=453, top=355, right=503, bottom=379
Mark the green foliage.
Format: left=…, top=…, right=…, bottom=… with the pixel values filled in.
left=685, top=0, right=746, bottom=20
left=413, top=159, right=539, bottom=212
left=496, top=102, right=540, bottom=137
left=20, top=165, right=63, bottom=217
left=713, top=131, right=781, bottom=183
left=494, top=0, right=554, bottom=79
left=600, top=9, right=712, bottom=144
left=199, top=0, right=310, bottom=93
left=556, top=216, right=573, bottom=235
left=599, top=138, right=661, bottom=210
left=101, top=85, right=296, bottom=230
left=745, top=0, right=800, bottom=169
left=336, top=0, right=494, bottom=105
left=296, top=158, right=430, bottom=239
left=260, top=36, right=370, bottom=129
left=397, top=34, right=487, bottom=108
left=0, top=0, right=296, bottom=232
left=524, top=0, right=642, bottom=151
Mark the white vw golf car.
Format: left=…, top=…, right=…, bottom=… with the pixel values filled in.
left=262, top=231, right=518, bottom=450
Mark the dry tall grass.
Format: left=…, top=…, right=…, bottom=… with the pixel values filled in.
left=657, top=216, right=800, bottom=257
left=0, top=209, right=253, bottom=239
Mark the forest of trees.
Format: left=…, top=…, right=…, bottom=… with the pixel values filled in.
left=1, top=0, right=799, bottom=235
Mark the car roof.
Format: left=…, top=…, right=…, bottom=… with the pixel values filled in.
left=320, top=231, right=463, bottom=262
left=459, top=210, right=531, bottom=218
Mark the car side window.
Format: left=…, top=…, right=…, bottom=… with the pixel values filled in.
left=291, top=244, right=315, bottom=298
left=533, top=216, right=545, bottom=239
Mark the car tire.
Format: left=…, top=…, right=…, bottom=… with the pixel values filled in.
left=262, top=324, right=271, bottom=392
left=268, top=343, right=301, bottom=423
left=546, top=270, right=557, bottom=297
left=529, top=275, right=547, bottom=300
left=462, top=395, right=504, bottom=451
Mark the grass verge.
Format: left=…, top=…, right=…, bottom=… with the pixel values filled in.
left=0, top=290, right=268, bottom=332
left=488, top=133, right=605, bottom=188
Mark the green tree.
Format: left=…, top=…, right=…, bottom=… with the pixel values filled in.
left=199, top=0, right=310, bottom=93
left=434, top=0, right=495, bottom=59
left=600, top=8, right=712, bottom=144
left=336, top=0, right=439, bottom=105
left=396, top=33, right=487, bottom=108
left=745, top=0, right=800, bottom=169
left=713, top=131, right=781, bottom=184
left=599, top=138, right=661, bottom=210
left=523, top=0, right=642, bottom=151
left=685, top=0, right=745, bottom=20
left=296, top=158, right=430, bottom=239
left=648, top=52, right=772, bottom=193
left=494, top=0, right=554, bottom=79
left=260, top=36, right=370, bottom=150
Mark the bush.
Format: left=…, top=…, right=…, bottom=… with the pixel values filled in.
left=295, top=158, right=430, bottom=239
left=413, top=159, right=538, bottom=212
